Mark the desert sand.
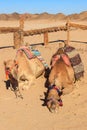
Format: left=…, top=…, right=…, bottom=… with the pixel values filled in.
left=0, top=19, right=87, bottom=130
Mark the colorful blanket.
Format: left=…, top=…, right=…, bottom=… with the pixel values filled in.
left=17, top=46, right=35, bottom=59
left=17, top=46, right=48, bottom=68
left=32, top=49, right=48, bottom=68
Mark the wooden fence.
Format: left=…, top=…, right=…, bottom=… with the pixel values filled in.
left=0, top=17, right=87, bottom=49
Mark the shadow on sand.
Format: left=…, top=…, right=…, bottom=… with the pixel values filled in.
left=0, top=40, right=87, bottom=50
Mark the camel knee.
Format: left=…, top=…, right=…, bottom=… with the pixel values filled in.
left=62, top=85, right=74, bottom=95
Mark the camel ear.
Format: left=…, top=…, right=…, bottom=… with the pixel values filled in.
left=4, top=61, right=6, bottom=66
left=14, top=60, right=16, bottom=63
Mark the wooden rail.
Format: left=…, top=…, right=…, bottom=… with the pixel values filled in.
left=0, top=27, right=20, bottom=33
left=23, top=26, right=67, bottom=36
left=69, top=22, right=87, bottom=30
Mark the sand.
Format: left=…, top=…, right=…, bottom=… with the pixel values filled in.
left=0, top=19, right=87, bottom=130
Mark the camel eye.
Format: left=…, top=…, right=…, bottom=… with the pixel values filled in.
left=15, top=64, right=19, bottom=68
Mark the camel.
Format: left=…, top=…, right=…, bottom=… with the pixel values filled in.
left=4, top=48, right=45, bottom=92
left=44, top=48, right=75, bottom=113
left=49, top=58, right=75, bottom=95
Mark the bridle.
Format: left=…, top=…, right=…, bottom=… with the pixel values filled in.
left=48, top=84, right=62, bottom=96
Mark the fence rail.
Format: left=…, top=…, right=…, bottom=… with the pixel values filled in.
left=24, top=26, right=67, bottom=36
left=0, top=27, right=20, bottom=33
left=69, top=22, right=87, bottom=30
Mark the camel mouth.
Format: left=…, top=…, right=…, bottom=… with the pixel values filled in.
left=46, top=98, right=59, bottom=113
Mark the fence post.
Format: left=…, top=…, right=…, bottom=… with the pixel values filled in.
left=14, top=15, right=24, bottom=49
left=14, top=31, right=22, bottom=49
left=66, top=19, right=70, bottom=45
left=44, top=32, right=49, bottom=46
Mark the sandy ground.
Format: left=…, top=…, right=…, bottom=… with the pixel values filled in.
left=0, top=20, right=87, bottom=130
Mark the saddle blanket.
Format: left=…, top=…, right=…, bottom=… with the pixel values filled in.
left=64, top=45, right=84, bottom=80
left=17, top=46, right=48, bottom=69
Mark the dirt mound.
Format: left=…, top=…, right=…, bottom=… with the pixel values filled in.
left=0, top=11, right=87, bottom=21
left=54, top=13, right=66, bottom=20
left=0, top=14, right=8, bottom=20
left=79, top=11, right=87, bottom=20
left=66, top=11, right=87, bottom=21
